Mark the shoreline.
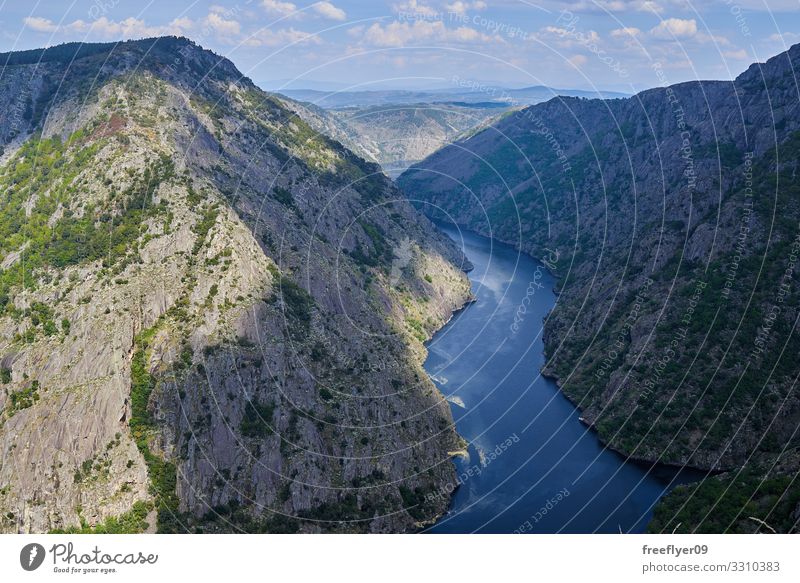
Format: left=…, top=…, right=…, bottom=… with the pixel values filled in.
left=435, top=217, right=718, bottom=474
left=423, top=220, right=714, bottom=532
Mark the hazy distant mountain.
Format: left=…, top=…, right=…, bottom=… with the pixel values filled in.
left=259, top=77, right=538, bottom=92
left=277, top=85, right=629, bottom=109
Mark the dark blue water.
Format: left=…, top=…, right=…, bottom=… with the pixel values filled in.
left=425, top=225, right=703, bottom=533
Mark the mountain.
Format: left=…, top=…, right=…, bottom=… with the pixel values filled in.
left=398, top=44, right=800, bottom=533
left=280, top=98, right=513, bottom=177
left=272, top=84, right=629, bottom=178
left=277, top=86, right=629, bottom=109
left=0, top=37, right=473, bottom=533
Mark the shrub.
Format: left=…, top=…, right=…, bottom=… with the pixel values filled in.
left=272, top=186, right=295, bottom=209
left=239, top=400, right=275, bottom=438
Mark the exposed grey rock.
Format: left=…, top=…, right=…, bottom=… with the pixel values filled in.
left=0, top=37, right=471, bottom=533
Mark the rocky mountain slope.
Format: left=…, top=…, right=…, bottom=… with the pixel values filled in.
left=0, top=37, right=472, bottom=533
left=398, top=44, right=800, bottom=533
left=280, top=98, right=511, bottom=177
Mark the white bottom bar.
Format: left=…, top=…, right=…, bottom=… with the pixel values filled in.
left=2, top=534, right=798, bottom=582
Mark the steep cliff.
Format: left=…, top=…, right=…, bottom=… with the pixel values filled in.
left=0, top=37, right=472, bottom=533
left=399, top=45, right=800, bottom=533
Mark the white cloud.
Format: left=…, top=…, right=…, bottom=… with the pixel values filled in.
left=536, top=25, right=601, bottom=49
left=360, top=19, right=496, bottom=47
left=449, top=26, right=488, bottom=42
left=171, top=17, right=194, bottom=31
left=393, top=1, right=439, bottom=17
left=766, top=31, right=800, bottom=44
left=637, top=1, right=663, bottom=12
left=650, top=18, right=697, bottom=40
left=559, top=0, right=664, bottom=13
left=699, top=32, right=731, bottom=46
left=569, top=54, right=588, bottom=65
left=610, top=27, right=641, bottom=38
left=261, top=0, right=298, bottom=16
left=363, top=21, right=423, bottom=46
left=26, top=15, right=194, bottom=39
left=347, top=25, right=365, bottom=37
left=203, top=12, right=241, bottom=37
left=445, top=1, right=487, bottom=14
left=244, top=27, right=321, bottom=47
left=23, top=16, right=59, bottom=33
left=313, top=1, right=346, bottom=21
left=71, top=17, right=175, bottom=38
left=723, top=49, right=749, bottom=60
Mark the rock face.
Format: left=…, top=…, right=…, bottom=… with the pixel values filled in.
left=0, top=37, right=472, bottom=533
left=399, top=44, right=800, bottom=532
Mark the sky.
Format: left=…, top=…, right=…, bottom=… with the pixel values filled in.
left=1, top=0, right=799, bottom=94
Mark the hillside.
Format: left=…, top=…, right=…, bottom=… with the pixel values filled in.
left=398, top=44, right=800, bottom=533
left=280, top=98, right=512, bottom=177
left=0, top=37, right=472, bottom=533
left=276, top=86, right=629, bottom=108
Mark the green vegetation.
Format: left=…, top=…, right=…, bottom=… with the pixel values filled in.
left=358, top=220, right=391, bottom=267
left=398, top=485, right=431, bottom=521
left=405, top=317, right=427, bottom=342
left=129, top=325, right=181, bottom=533
left=4, top=380, right=40, bottom=417
left=239, top=87, right=388, bottom=203
left=0, top=42, right=116, bottom=66
left=73, top=448, right=114, bottom=485
left=50, top=501, right=153, bottom=534
left=298, top=493, right=363, bottom=522
left=0, top=134, right=174, bottom=311
left=650, top=464, right=800, bottom=533
left=130, top=327, right=157, bottom=434
left=190, top=486, right=409, bottom=533
left=401, top=81, right=800, bottom=531
left=272, top=275, right=314, bottom=329
left=18, top=302, right=60, bottom=342
left=696, top=141, right=742, bottom=168
left=191, top=205, right=219, bottom=255
left=272, top=186, right=295, bottom=209
left=191, top=499, right=301, bottom=534
left=239, top=400, right=275, bottom=438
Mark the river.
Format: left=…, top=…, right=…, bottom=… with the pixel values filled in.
left=425, top=224, right=703, bottom=533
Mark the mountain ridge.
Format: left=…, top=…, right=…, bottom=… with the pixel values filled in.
left=276, top=85, right=630, bottom=109
left=0, top=36, right=472, bottom=533
left=399, top=42, right=800, bottom=533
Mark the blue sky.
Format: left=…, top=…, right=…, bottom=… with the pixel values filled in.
left=2, top=0, right=799, bottom=93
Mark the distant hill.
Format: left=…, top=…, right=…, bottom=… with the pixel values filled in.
left=277, top=85, right=629, bottom=109
left=279, top=96, right=515, bottom=177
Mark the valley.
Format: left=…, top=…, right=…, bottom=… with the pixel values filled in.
left=1, top=33, right=798, bottom=535
left=422, top=225, right=705, bottom=533
left=279, top=97, right=512, bottom=178
left=399, top=43, right=800, bottom=533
